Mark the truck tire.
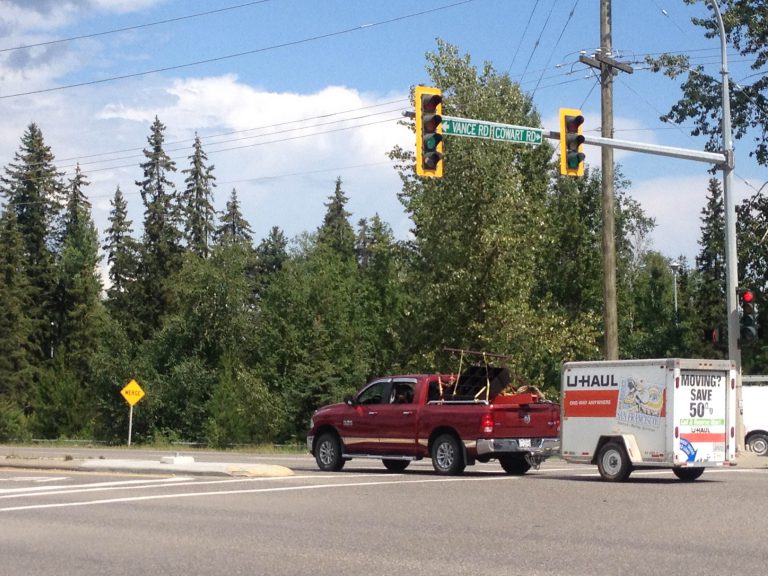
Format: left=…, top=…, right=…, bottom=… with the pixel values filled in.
left=499, top=454, right=531, bottom=475
left=431, top=433, right=465, bottom=475
left=315, top=432, right=345, bottom=472
left=747, top=432, right=768, bottom=456
left=382, top=459, right=410, bottom=472
left=596, top=441, right=632, bottom=482
left=673, top=467, right=704, bottom=481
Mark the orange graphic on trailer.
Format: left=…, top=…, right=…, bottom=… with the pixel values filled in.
left=563, top=389, right=619, bottom=417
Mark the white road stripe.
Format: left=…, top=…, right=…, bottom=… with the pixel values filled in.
left=0, top=476, right=195, bottom=497
left=0, top=475, right=516, bottom=512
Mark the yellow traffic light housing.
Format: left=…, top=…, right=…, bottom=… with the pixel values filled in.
left=559, top=108, right=585, bottom=177
left=415, top=85, right=444, bottom=178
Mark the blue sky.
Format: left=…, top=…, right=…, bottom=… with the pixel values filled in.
left=0, top=0, right=764, bottom=265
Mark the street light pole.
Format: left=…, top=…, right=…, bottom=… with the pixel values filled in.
left=709, top=0, right=743, bottom=453
left=670, top=261, right=680, bottom=325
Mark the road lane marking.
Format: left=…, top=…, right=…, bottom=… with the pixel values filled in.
left=0, top=475, right=518, bottom=512
left=0, top=473, right=398, bottom=500
left=0, top=476, right=195, bottom=497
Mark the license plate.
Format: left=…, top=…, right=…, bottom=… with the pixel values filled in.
left=519, top=438, right=532, bottom=448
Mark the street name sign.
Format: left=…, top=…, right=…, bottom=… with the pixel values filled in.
left=442, top=116, right=543, bottom=145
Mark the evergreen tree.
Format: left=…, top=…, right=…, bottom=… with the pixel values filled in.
left=316, top=177, right=355, bottom=260
left=0, top=208, right=37, bottom=403
left=255, top=226, right=288, bottom=274
left=103, top=186, right=139, bottom=326
left=135, top=116, right=180, bottom=335
left=356, top=215, right=408, bottom=373
left=694, top=178, right=727, bottom=353
left=181, top=134, right=216, bottom=257
left=253, top=226, right=288, bottom=300
left=215, top=188, right=252, bottom=245
left=56, top=166, right=103, bottom=376
left=0, top=123, right=63, bottom=364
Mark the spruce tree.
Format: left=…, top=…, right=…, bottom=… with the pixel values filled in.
left=135, top=116, right=180, bottom=334
left=215, top=188, right=252, bottom=245
left=0, top=123, right=63, bottom=364
left=181, top=134, right=216, bottom=257
left=317, top=177, right=355, bottom=260
left=56, top=166, right=103, bottom=376
left=103, top=186, right=139, bottom=326
left=0, top=208, right=37, bottom=402
left=696, top=177, right=727, bottom=349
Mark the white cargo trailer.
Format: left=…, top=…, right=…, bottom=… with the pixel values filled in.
left=561, top=358, right=736, bottom=481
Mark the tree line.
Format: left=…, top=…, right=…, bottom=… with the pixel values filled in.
left=1, top=39, right=767, bottom=446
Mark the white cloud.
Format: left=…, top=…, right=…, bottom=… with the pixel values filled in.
left=631, top=173, right=754, bottom=262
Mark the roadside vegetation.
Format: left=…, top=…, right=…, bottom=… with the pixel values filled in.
left=2, top=10, right=767, bottom=447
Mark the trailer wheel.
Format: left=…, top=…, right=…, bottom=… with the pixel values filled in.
left=673, top=467, right=704, bottom=481
left=499, top=454, right=532, bottom=475
left=382, top=459, right=410, bottom=472
left=597, top=441, right=632, bottom=482
left=747, top=432, right=768, bottom=456
left=315, top=432, right=345, bottom=472
left=431, top=433, right=465, bottom=475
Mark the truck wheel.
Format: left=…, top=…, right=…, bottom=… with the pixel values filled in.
left=499, top=454, right=531, bottom=475
left=597, top=441, right=632, bottom=482
left=747, top=432, right=768, bottom=456
left=315, top=432, right=345, bottom=472
left=382, top=459, right=410, bottom=472
left=431, top=433, right=465, bottom=475
left=673, top=467, right=704, bottom=481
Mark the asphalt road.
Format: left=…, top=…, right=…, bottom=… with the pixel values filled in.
left=1, top=450, right=767, bottom=576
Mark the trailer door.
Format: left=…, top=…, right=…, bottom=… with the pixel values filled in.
left=674, top=369, right=728, bottom=464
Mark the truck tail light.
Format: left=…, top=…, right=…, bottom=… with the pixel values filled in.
left=481, top=413, right=494, bottom=434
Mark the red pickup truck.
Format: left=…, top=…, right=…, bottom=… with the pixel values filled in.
left=307, top=366, right=560, bottom=475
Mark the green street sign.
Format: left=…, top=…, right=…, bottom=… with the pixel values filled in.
left=442, top=116, right=542, bottom=145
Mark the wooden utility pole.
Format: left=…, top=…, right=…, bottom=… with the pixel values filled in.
left=579, top=0, right=632, bottom=360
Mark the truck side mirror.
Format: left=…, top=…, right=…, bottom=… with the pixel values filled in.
left=344, top=395, right=356, bottom=406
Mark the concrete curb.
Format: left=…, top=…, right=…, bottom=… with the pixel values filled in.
left=1, top=457, right=295, bottom=478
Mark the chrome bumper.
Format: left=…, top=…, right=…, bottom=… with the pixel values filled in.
left=476, top=437, right=561, bottom=456
left=306, top=435, right=314, bottom=454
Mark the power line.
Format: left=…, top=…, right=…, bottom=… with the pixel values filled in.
left=54, top=98, right=409, bottom=166
left=520, top=0, right=556, bottom=83
left=507, top=0, right=539, bottom=73
left=0, top=0, right=477, bottom=100
left=0, top=1, right=272, bottom=54
left=531, top=0, right=579, bottom=98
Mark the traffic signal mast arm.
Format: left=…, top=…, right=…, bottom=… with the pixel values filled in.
left=545, top=130, right=728, bottom=167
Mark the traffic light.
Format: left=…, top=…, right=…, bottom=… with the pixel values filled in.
left=739, top=289, right=759, bottom=346
left=559, top=108, right=585, bottom=177
left=415, top=85, right=444, bottom=178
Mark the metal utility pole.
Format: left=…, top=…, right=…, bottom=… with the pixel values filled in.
left=580, top=0, right=632, bottom=360
left=709, top=0, right=743, bottom=452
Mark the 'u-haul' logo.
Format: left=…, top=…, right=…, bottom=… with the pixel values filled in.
left=564, top=374, right=619, bottom=388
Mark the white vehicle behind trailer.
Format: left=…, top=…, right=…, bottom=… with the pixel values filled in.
left=742, top=376, right=768, bottom=456
left=561, top=359, right=736, bottom=481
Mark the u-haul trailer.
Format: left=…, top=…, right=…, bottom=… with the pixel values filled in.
left=560, top=359, right=736, bottom=481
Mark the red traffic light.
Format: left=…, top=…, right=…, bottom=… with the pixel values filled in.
left=741, top=289, right=755, bottom=304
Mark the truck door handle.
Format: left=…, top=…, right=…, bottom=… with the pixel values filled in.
left=402, top=411, right=413, bottom=416
left=367, top=411, right=378, bottom=416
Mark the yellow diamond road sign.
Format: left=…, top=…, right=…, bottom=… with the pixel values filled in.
left=121, top=379, right=145, bottom=407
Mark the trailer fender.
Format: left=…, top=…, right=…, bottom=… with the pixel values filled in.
left=591, top=435, right=643, bottom=465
